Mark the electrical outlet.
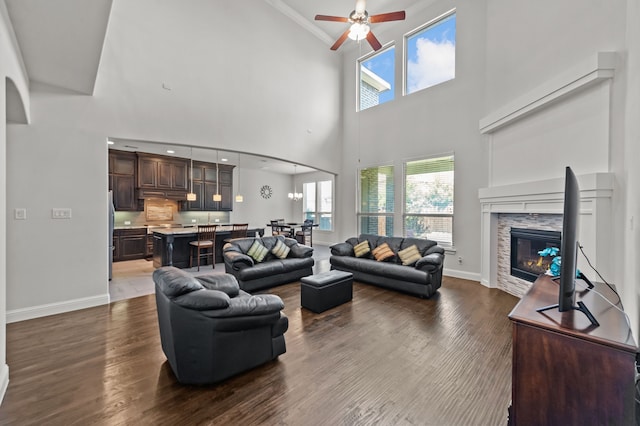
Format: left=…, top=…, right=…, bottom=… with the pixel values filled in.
left=124, top=221, right=131, bottom=225
left=14, top=208, right=27, bottom=220
left=192, top=219, right=197, bottom=223
left=52, top=208, right=72, bottom=219
left=457, top=256, right=463, bottom=264
left=214, top=219, right=220, bottom=223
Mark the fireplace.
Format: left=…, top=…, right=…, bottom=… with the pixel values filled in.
left=510, top=228, right=561, bottom=282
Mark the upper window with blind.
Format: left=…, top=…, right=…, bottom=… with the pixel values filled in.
left=358, top=165, right=394, bottom=236
left=403, top=155, right=454, bottom=246
left=405, top=10, right=456, bottom=96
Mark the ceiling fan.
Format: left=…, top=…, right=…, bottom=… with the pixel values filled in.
left=315, top=0, right=406, bottom=51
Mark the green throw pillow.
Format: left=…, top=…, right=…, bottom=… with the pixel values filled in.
left=272, top=239, right=290, bottom=259
left=353, top=240, right=370, bottom=258
left=398, top=244, right=422, bottom=266
left=247, top=240, right=268, bottom=263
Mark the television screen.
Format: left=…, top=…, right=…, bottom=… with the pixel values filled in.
left=537, top=166, right=599, bottom=327
left=558, top=166, right=579, bottom=312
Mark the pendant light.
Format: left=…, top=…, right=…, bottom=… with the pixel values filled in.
left=213, top=149, right=222, bottom=202
left=235, top=153, right=244, bottom=203
left=288, top=164, right=302, bottom=201
left=186, top=147, right=197, bottom=202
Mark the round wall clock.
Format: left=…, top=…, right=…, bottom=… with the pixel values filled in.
left=260, top=185, right=273, bottom=199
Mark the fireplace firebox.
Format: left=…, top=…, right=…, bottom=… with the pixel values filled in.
left=510, top=228, right=561, bottom=282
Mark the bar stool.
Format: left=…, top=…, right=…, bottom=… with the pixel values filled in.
left=230, top=223, right=249, bottom=239
left=189, top=225, right=217, bottom=271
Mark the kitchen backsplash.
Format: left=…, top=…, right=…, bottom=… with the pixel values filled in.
left=115, top=209, right=230, bottom=227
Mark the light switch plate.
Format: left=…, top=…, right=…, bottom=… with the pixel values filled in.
left=52, top=208, right=72, bottom=219
left=14, top=208, right=26, bottom=220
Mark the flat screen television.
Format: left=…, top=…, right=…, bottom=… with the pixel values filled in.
left=558, top=166, right=580, bottom=312
left=537, top=166, right=599, bottom=327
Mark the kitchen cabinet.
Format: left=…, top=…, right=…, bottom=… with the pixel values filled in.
left=113, top=228, right=147, bottom=262
left=137, top=153, right=188, bottom=192
left=183, top=161, right=234, bottom=211
left=108, top=150, right=138, bottom=211
left=146, top=234, right=154, bottom=258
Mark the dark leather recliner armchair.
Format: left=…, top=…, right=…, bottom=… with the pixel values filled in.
left=153, top=266, right=288, bottom=385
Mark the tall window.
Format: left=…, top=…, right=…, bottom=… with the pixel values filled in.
left=358, top=45, right=395, bottom=111
left=405, top=10, right=456, bottom=95
left=303, top=180, right=333, bottom=231
left=404, top=155, right=454, bottom=246
left=358, top=165, right=394, bottom=236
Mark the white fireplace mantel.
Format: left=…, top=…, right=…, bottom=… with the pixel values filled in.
left=478, top=172, right=614, bottom=290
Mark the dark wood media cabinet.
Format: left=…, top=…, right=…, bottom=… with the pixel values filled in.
left=508, top=274, right=637, bottom=425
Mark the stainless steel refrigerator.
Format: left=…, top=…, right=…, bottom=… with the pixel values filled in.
left=108, top=191, right=115, bottom=280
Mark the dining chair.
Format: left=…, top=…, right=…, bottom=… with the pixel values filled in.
left=295, top=219, right=313, bottom=246
left=189, top=224, right=217, bottom=271
left=270, top=220, right=291, bottom=237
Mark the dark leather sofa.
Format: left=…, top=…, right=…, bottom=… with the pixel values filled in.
left=153, top=266, right=288, bottom=385
left=223, top=235, right=314, bottom=292
left=330, top=234, right=445, bottom=298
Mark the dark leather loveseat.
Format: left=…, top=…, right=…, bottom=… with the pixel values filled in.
left=330, top=234, right=445, bottom=298
left=153, top=266, right=288, bottom=385
left=223, top=235, right=314, bottom=292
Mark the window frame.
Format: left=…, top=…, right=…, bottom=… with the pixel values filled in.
left=357, top=43, right=395, bottom=112
left=403, top=8, right=456, bottom=97
left=302, top=179, right=334, bottom=232
left=357, top=163, right=395, bottom=237
left=402, top=154, right=455, bottom=247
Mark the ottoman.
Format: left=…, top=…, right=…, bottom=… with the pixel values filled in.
left=301, top=270, right=353, bottom=313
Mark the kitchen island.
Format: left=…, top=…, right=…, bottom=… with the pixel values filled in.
left=152, top=226, right=264, bottom=269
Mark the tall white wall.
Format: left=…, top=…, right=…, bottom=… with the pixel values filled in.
left=229, top=167, right=299, bottom=230
left=5, top=0, right=343, bottom=319
left=338, top=0, right=488, bottom=281
left=624, top=0, right=640, bottom=336
left=0, top=0, right=30, bottom=403
left=483, top=0, right=635, bottom=330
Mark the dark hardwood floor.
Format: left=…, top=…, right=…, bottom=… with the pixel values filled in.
left=1, top=276, right=518, bottom=425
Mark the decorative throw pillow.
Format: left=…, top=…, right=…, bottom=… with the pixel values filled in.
left=271, top=239, right=290, bottom=259
left=398, top=244, right=422, bottom=266
left=372, top=242, right=395, bottom=262
left=353, top=240, right=370, bottom=258
left=247, top=240, right=268, bottom=263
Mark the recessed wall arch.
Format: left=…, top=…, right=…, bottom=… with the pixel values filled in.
left=5, top=77, right=28, bottom=124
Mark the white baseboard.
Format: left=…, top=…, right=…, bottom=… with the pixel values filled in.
left=443, top=268, right=481, bottom=282
left=0, top=364, right=8, bottom=406
left=7, top=294, right=110, bottom=323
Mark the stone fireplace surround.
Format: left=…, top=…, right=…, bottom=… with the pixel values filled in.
left=479, top=173, right=614, bottom=297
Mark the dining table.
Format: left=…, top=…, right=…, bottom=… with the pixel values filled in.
left=266, top=222, right=318, bottom=238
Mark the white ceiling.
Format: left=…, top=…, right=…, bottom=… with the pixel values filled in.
left=4, top=0, right=425, bottom=174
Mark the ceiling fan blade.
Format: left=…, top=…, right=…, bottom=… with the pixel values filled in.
left=315, top=14, right=350, bottom=23
left=331, top=29, right=351, bottom=51
left=369, top=11, right=406, bottom=23
left=366, top=31, right=382, bottom=51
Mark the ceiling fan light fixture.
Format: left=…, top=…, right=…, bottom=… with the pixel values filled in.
left=348, top=22, right=370, bottom=41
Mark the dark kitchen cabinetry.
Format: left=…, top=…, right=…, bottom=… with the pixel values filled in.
left=108, top=150, right=138, bottom=211
left=183, top=162, right=234, bottom=211
left=113, top=228, right=147, bottom=262
left=146, top=234, right=153, bottom=258
left=137, top=153, right=188, bottom=191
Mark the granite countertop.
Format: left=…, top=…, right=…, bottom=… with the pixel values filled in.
left=151, top=225, right=263, bottom=236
